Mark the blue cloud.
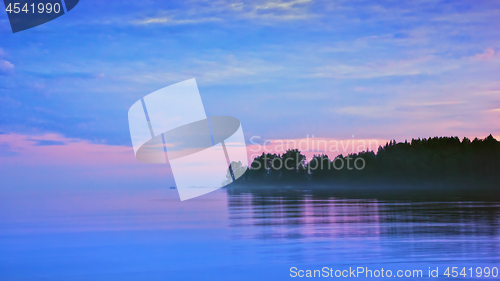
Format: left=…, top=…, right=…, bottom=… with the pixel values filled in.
left=28, top=139, right=66, bottom=146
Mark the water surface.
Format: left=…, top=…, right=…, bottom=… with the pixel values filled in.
left=1, top=187, right=499, bottom=280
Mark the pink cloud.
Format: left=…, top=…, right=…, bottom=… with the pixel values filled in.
left=0, top=133, right=169, bottom=178
left=473, top=47, right=495, bottom=61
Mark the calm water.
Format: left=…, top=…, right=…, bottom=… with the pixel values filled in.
left=1, top=187, right=499, bottom=280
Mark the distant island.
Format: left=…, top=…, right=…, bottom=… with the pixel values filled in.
left=227, top=135, right=500, bottom=198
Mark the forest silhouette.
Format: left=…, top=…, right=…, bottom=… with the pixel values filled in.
left=227, top=135, right=500, bottom=192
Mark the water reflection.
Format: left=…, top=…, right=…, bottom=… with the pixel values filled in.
left=227, top=188, right=500, bottom=265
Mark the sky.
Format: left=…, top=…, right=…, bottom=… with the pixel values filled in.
left=0, top=0, right=500, bottom=179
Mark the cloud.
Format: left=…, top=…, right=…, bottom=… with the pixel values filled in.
left=26, top=70, right=105, bottom=80
left=117, top=56, right=282, bottom=85
left=254, top=0, right=312, bottom=10
left=246, top=0, right=316, bottom=20
left=0, top=133, right=168, bottom=178
left=332, top=101, right=467, bottom=120
left=333, top=105, right=389, bottom=118
left=308, top=56, right=461, bottom=79
left=0, top=60, right=14, bottom=75
left=132, top=0, right=316, bottom=25
left=134, top=16, right=222, bottom=25
left=473, top=47, right=495, bottom=61
left=28, top=139, right=67, bottom=146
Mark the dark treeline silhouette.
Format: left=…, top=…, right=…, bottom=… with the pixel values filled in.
left=231, top=135, right=500, bottom=190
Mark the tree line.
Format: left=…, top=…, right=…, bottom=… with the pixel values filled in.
left=230, top=135, right=500, bottom=185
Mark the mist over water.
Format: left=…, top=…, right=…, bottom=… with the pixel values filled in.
left=1, top=186, right=499, bottom=280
